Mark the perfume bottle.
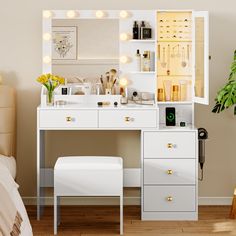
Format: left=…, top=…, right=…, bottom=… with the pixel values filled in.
left=142, top=51, right=151, bottom=71
left=135, top=49, right=141, bottom=71
left=133, top=21, right=139, bottom=39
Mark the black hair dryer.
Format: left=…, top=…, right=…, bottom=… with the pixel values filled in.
left=198, top=128, right=208, bottom=181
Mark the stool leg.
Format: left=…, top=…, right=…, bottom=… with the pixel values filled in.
left=57, top=196, right=61, bottom=225
left=120, top=194, right=123, bottom=235
left=54, top=195, right=57, bottom=235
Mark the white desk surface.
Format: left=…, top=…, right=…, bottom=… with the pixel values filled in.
left=38, top=103, right=158, bottom=110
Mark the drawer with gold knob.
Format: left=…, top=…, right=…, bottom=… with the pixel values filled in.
left=99, top=110, right=157, bottom=128
left=144, top=186, right=196, bottom=212
left=144, top=159, right=195, bottom=185
left=39, top=110, right=98, bottom=128
left=144, top=131, right=196, bottom=158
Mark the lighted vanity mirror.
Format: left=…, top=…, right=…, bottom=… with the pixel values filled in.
left=51, top=19, right=119, bottom=79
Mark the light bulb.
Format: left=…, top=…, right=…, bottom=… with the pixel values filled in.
left=119, top=78, right=128, bottom=87
left=43, top=10, right=52, bottom=19
left=43, top=56, right=51, bottom=64
left=43, top=33, right=51, bottom=41
left=96, top=10, right=105, bottom=18
left=120, top=10, right=128, bottom=19
left=120, top=56, right=129, bottom=64
left=67, top=10, right=77, bottom=18
left=120, top=33, right=129, bottom=41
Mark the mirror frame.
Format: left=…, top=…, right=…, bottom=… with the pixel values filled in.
left=42, top=10, right=129, bottom=74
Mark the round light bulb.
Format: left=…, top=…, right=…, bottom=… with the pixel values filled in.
left=120, top=10, right=128, bottom=19
left=67, top=10, right=76, bottom=18
left=43, top=33, right=51, bottom=41
left=120, top=56, right=129, bottom=64
left=43, top=10, right=52, bottom=19
left=120, top=33, right=129, bottom=41
left=96, top=10, right=105, bottom=18
left=43, top=56, right=51, bottom=64
left=119, top=78, right=128, bottom=87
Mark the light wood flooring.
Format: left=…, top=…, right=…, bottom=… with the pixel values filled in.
left=27, top=206, right=236, bottom=235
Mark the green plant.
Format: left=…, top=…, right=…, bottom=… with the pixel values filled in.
left=212, top=50, right=236, bottom=114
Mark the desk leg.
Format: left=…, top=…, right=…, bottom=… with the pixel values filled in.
left=37, top=129, right=45, bottom=220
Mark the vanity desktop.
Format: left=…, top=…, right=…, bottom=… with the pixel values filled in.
left=38, top=10, right=209, bottom=221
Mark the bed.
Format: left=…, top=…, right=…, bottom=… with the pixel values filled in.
left=0, top=85, right=32, bottom=236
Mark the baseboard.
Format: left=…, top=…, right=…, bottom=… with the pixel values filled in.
left=198, top=197, right=233, bottom=205
left=23, top=196, right=141, bottom=205
left=22, top=196, right=233, bottom=206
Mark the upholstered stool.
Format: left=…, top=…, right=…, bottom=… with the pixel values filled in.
left=54, top=156, right=123, bottom=235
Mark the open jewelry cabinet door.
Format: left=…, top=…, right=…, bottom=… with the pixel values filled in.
left=193, top=11, right=209, bottom=105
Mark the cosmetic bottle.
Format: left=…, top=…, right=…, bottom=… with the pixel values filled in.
left=135, top=49, right=141, bottom=71
left=172, top=85, right=179, bottom=101
left=157, top=88, right=164, bottom=101
left=163, top=80, right=172, bottom=101
left=133, top=21, right=139, bottom=39
left=140, top=21, right=146, bottom=39
left=142, top=26, right=152, bottom=39
left=179, top=80, right=187, bottom=101
left=142, top=51, right=151, bottom=71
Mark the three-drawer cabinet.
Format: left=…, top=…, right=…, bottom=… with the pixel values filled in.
left=142, top=130, right=198, bottom=220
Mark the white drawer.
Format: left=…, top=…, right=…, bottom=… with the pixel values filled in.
left=144, top=132, right=196, bottom=158
left=39, top=110, right=98, bottom=128
left=144, top=159, right=196, bottom=185
left=144, top=186, right=196, bottom=212
left=99, top=110, right=157, bottom=128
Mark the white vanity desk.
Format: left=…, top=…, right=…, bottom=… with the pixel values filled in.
left=37, top=103, right=198, bottom=221
left=38, top=8, right=209, bottom=222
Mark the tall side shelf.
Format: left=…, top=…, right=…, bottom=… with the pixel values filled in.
left=119, top=11, right=156, bottom=99
left=141, top=10, right=209, bottom=221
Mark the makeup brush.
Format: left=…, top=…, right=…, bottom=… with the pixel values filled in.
left=111, top=79, right=117, bottom=89
left=100, top=75, right=104, bottom=93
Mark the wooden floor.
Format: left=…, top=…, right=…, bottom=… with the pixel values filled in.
left=27, top=206, right=236, bottom=235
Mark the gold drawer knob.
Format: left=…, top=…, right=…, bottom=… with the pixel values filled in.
left=66, top=116, right=73, bottom=122
left=167, top=143, right=176, bottom=148
left=166, top=196, right=173, bottom=202
left=125, top=116, right=134, bottom=122
left=167, top=169, right=173, bottom=175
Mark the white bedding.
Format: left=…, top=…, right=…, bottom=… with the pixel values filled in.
left=0, top=155, right=16, bottom=179
left=0, top=163, right=32, bottom=236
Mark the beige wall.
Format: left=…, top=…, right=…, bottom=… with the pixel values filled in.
left=0, top=0, right=236, bottom=201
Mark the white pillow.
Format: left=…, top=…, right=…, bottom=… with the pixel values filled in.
left=0, top=155, right=16, bottom=179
